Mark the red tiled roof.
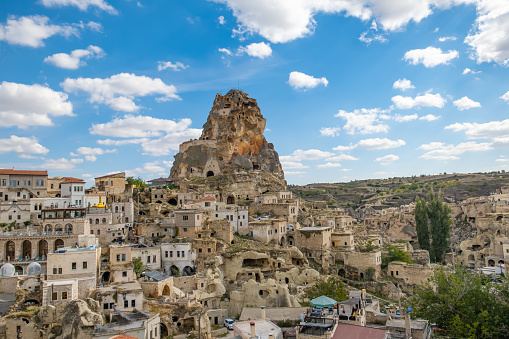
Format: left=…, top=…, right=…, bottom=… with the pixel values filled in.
left=110, top=335, right=138, bottom=339
left=200, top=195, right=216, bottom=201
left=332, top=323, right=387, bottom=339
left=0, top=169, right=48, bottom=176
left=61, top=178, right=86, bottom=184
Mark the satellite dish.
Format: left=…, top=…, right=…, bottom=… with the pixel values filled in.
left=27, top=262, right=42, bottom=275
left=0, top=263, right=15, bottom=277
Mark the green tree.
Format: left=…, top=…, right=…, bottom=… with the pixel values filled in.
left=414, top=196, right=430, bottom=251
left=126, top=176, right=146, bottom=188
left=411, top=268, right=509, bottom=338
left=133, top=258, right=144, bottom=277
left=302, top=276, right=347, bottom=304
left=427, top=192, right=452, bottom=262
left=382, top=244, right=413, bottom=268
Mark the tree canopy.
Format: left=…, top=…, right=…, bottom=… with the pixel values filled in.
left=411, top=268, right=509, bottom=338
left=414, top=192, right=452, bottom=263
left=302, top=276, right=347, bottom=305
left=126, top=176, right=146, bottom=188
left=381, top=244, right=413, bottom=268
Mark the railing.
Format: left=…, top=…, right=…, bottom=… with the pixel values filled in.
left=0, top=231, right=74, bottom=237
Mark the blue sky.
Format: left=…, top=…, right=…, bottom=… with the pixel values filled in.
left=1, top=0, right=509, bottom=186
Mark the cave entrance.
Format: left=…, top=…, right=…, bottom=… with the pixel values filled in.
left=206, top=171, right=214, bottom=177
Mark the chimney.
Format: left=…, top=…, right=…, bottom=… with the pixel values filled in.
left=250, top=322, right=256, bottom=339
left=260, top=306, right=266, bottom=320
left=405, top=309, right=411, bottom=339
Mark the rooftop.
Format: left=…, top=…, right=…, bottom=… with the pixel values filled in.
left=0, top=169, right=47, bottom=176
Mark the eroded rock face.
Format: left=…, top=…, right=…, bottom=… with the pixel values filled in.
left=170, top=90, right=284, bottom=179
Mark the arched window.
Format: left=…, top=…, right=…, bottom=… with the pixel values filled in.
left=65, top=224, right=73, bottom=234
left=55, top=224, right=63, bottom=233
left=54, top=239, right=64, bottom=251
left=102, top=218, right=107, bottom=224
left=95, top=219, right=100, bottom=224
left=5, top=241, right=15, bottom=260
left=45, top=224, right=52, bottom=232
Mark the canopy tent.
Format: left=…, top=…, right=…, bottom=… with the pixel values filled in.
left=309, top=295, right=337, bottom=307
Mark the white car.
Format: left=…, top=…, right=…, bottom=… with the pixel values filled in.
left=224, top=318, right=234, bottom=330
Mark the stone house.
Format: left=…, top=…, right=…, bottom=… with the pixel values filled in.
left=161, top=242, right=196, bottom=276
left=108, top=244, right=135, bottom=283
left=132, top=245, right=161, bottom=271
left=94, top=172, right=126, bottom=195
left=42, top=279, right=79, bottom=311
left=295, top=227, right=332, bottom=252
left=0, top=169, right=48, bottom=201
left=332, top=232, right=355, bottom=250
left=96, top=281, right=144, bottom=313
left=387, top=262, right=433, bottom=285
left=248, top=219, right=287, bottom=246
left=175, top=209, right=202, bottom=238
left=341, top=250, right=382, bottom=280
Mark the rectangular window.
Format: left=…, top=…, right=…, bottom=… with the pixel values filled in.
left=165, top=251, right=168, bottom=258
left=53, top=268, right=57, bottom=274
left=177, top=251, right=180, bottom=257
left=131, top=300, right=135, bottom=307
left=2, top=179, right=5, bottom=186
left=147, top=256, right=150, bottom=263
left=8, top=215, right=11, bottom=220
left=41, top=180, right=44, bottom=186
left=170, top=251, right=173, bottom=257
left=153, top=255, right=156, bottom=263
left=17, top=215, right=21, bottom=220
left=104, top=303, right=109, bottom=310
left=83, top=262, right=88, bottom=269
left=62, top=291, right=68, bottom=300
left=183, top=228, right=188, bottom=232
left=58, top=268, right=62, bottom=274
left=122, top=271, right=127, bottom=277
left=52, top=292, right=58, bottom=301
left=121, top=254, right=126, bottom=261
left=117, top=254, right=120, bottom=261
left=181, top=251, right=185, bottom=258
left=124, top=300, right=128, bottom=308
left=72, top=262, right=76, bottom=270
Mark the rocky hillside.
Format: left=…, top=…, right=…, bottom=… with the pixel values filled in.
left=170, top=89, right=284, bottom=180
left=291, top=172, right=509, bottom=210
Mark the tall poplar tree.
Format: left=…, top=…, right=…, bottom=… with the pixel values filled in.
left=427, top=192, right=452, bottom=262
left=414, top=196, right=430, bottom=251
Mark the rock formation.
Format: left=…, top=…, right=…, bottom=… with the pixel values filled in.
left=170, top=90, right=284, bottom=179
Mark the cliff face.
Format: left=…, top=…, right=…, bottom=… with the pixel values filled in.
left=170, top=89, right=284, bottom=179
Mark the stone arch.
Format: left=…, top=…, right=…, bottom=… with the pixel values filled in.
left=206, top=171, right=214, bottom=177
left=227, top=196, right=235, bottom=204
left=162, top=285, right=171, bottom=296
left=15, top=266, right=23, bottom=275
left=95, top=218, right=100, bottom=224
left=65, top=223, right=73, bottom=234
left=54, top=239, right=64, bottom=252
left=183, top=266, right=195, bottom=276
left=45, top=224, right=52, bottom=233
left=168, top=198, right=177, bottom=206
left=170, top=265, right=179, bottom=276
left=160, top=323, right=169, bottom=338
left=280, top=236, right=286, bottom=247
left=115, top=206, right=119, bottom=213
left=5, top=241, right=15, bottom=260
left=499, top=260, right=505, bottom=265
left=288, top=236, right=295, bottom=246
left=22, top=240, right=32, bottom=259
left=102, top=271, right=110, bottom=283
left=488, top=259, right=495, bottom=267
left=338, top=268, right=346, bottom=277
left=55, top=224, right=63, bottom=233
left=468, top=254, right=475, bottom=261
left=38, top=240, right=48, bottom=258
left=102, top=218, right=107, bottom=224
left=155, top=200, right=163, bottom=204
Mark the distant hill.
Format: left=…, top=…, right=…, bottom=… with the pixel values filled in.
left=289, top=172, right=509, bottom=210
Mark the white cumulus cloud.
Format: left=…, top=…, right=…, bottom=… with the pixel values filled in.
left=40, top=0, right=117, bottom=14
left=157, top=61, right=189, bottom=71
left=218, top=16, right=226, bottom=25
left=61, top=73, right=180, bottom=112
left=501, top=91, right=509, bottom=104
left=445, top=119, right=509, bottom=139
left=238, top=42, right=272, bottom=59
left=281, top=149, right=334, bottom=162
left=288, top=71, right=328, bottom=91
left=335, top=108, right=390, bottom=135
left=391, top=92, right=446, bottom=109
left=462, top=68, right=481, bottom=75
left=0, top=15, right=78, bottom=47
left=334, top=138, right=406, bottom=151
left=393, top=78, right=415, bottom=91
left=374, top=154, right=399, bottom=165
left=465, top=1, right=509, bottom=65
left=419, top=114, right=440, bottom=121
left=0, top=135, right=49, bottom=155
left=0, top=81, right=74, bottom=128
left=317, top=162, right=342, bottom=168
left=326, top=154, right=359, bottom=161
left=394, top=114, right=418, bottom=122
left=40, top=158, right=84, bottom=170
left=404, top=46, right=459, bottom=67
left=281, top=161, right=309, bottom=169
left=438, top=36, right=456, bottom=42
left=418, top=141, right=492, bottom=160
left=44, top=45, right=105, bottom=70
left=320, top=127, right=341, bottom=137
left=453, top=96, right=481, bottom=110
